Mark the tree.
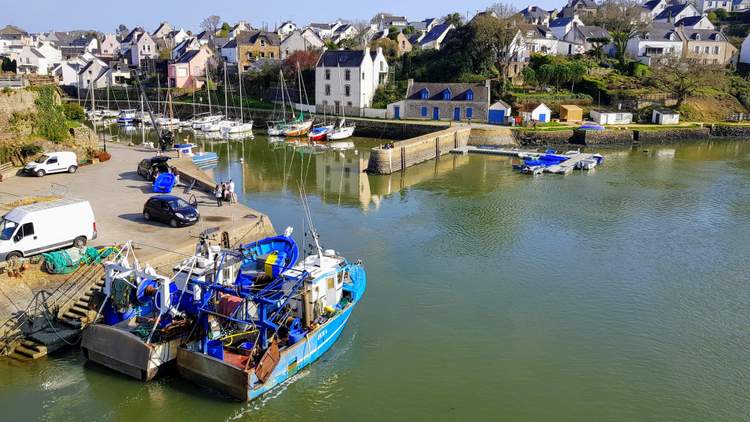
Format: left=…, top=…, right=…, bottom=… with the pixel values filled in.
left=370, top=38, right=399, bottom=62
left=587, top=37, right=611, bottom=61
left=443, top=12, right=464, bottom=27
left=589, top=0, right=645, bottom=68
left=469, top=13, right=521, bottom=82
left=1, top=57, right=17, bottom=73
left=487, top=2, right=518, bottom=19
left=218, top=22, right=231, bottom=38
left=283, top=50, right=321, bottom=73
left=521, top=66, right=537, bottom=88
left=200, top=15, right=221, bottom=35
left=648, top=58, right=721, bottom=108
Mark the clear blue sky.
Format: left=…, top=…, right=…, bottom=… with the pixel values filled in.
left=7, top=0, right=552, bottom=33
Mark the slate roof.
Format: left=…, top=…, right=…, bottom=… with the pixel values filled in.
left=550, top=17, right=574, bottom=27
left=235, top=30, right=280, bottom=46
left=317, top=50, right=367, bottom=67
left=521, top=6, right=553, bottom=19
left=675, top=16, right=706, bottom=27
left=639, top=24, right=683, bottom=41
left=681, top=28, right=726, bottom=41
left=577, top=26, right=610, bottom=39
left=406, top=82, right=488, bottom=102
left=420, top=23, right=452, bottom=45
left=175, top=49, right=201, bottom=64
left=642, top=0, right=663, bottom=10
left=309, top=23, right=333, bottom=30
left=122, top=27, right=144, bottom=43
left=568, top=0, right=597, bottom=8
left=335, top=24, right=353, bottom=34
left=518, top=24, right=556, bottom=39
left=655, top=4, right=694, bottom=20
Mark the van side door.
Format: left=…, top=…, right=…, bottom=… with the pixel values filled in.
left=46, top=156, right=61, bottom=173
left=12, top=222, right=38, bottom=255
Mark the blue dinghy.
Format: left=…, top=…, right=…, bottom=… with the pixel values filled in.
left=153, top=172, right=176, bottom=193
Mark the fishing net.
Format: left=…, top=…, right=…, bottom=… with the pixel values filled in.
left=42, top=246, right=118, bottom=274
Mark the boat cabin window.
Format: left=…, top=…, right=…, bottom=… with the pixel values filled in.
left=0, top=219, right=18, bottom=240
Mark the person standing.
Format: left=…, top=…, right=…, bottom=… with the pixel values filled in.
left=228, top=179, right=236, bottom=204
left=214, top=184, right=223, bottom=207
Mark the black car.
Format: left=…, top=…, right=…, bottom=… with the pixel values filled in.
left=137, top=156, right=171, bottom=181
left=143, top=195, right=199, bottom=227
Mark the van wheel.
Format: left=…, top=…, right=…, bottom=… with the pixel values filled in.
left=36, top=169, right=45, bottom=177
left=6, top=251, right=22, bottom=262
left=73, top=236, right=87, bottom=248
left=143, top=211, right=151, bottom=221
left=68, top=165, right=78, bottom=173
left=169, top=218, right=178, bottom=228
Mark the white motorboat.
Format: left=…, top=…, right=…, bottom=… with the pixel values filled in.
left=327, top=118, right=356, bottom=140
left=192, top=115, right=223, bottom=130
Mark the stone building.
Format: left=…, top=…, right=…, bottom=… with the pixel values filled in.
left=400, top=80, right=491, bottom=122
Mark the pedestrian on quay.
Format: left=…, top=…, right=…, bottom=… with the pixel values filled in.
left=215, top=184, right=223, bottom=207
left=228, top=179, right=236, bottom=204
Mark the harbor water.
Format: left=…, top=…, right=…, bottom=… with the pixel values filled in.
left=1, top=128, right=749, bottom=421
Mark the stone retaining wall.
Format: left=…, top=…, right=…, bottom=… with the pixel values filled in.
left=366, top=127, right=471, bottom=174
left=513, top=130, right=574, bottom=146
left=572, top=129, right=634, bottom=145
left=468, top=127, right=516, bottom=146
left=709, top=125, right=750, bottom=138
left=634, top=127, right=710, bottom=143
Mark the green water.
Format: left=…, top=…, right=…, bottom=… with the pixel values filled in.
left=2, top=131, right=750, bottom=421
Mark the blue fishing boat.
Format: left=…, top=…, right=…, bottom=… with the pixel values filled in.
left=176, top=227, right=366, bottom=402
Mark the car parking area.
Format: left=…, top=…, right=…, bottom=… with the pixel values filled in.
left=0, top=144, right=271, bottom=264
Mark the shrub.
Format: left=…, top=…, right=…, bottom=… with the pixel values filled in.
left=33, top=86, right=68, bottom=142
left=63, top=102, right=85, bottom=121
left=20, top=144, right=42, bottom=157
left=96, top=151, right=111, bottom=162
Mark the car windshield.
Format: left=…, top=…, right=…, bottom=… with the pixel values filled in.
left=35, top=155, right=49, bottom=164
left=0, top=219, right=18, bottom=240
left=167, top=198, right=190, bottom=209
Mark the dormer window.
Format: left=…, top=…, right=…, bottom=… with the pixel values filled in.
left=442, top=88, right=452, bottom=101
left=644, top=33, right=650, bottom=40
left=694, top=34, right=701, bottom=40
left=466, top=89, right=474, bottom=101
left=419, top=88, right=429, bottom=100
left=667, top=33, right=675, bottom=41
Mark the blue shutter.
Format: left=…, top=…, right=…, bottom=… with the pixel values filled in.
left=421, top=106, right=427, bottom=117
left=466, top=107, right=473, bottom=119
left=466, top=89, right=474, bottom=101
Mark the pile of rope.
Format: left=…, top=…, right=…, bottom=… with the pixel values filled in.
left=42, top=246, right=118, bottom=274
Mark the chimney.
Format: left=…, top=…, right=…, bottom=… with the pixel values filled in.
left=377, top=46, right=383, bottom=56
left=365, top=46, right=371, bottom=57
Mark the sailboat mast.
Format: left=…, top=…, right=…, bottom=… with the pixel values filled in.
left=141, top=93, right=145, bottom=144
left=223, top=61, right=229, bottom=118
left=206, top=65, right=212, bottom=115
left=237, top=61, right=243, bottom=123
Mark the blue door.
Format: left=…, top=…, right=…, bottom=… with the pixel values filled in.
left=453, top=107, right=460, bottom=121
left=394, top=106, right=400, bottom=119
left=488, top=110, right=505, bottom=125
left=539, top=113, right=547, bottom=122
left=433, top=107, right=440, bottom=121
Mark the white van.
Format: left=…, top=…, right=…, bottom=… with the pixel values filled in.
left=0, top=198, right=97, bottom=261
left=23, top=151, right=78, bottom=177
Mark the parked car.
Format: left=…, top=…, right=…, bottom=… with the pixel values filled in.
left=142, top=195, right=199, bottom=228
left=137, top=156, right=171, bottom=181
left=23, top=151, right=78, bottom=177
left=0, top=198, right=97, bottom=261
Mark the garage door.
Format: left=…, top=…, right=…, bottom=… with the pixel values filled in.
left=488, top=110, right=505, bottom=125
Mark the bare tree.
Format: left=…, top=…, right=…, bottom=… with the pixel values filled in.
left=487, top=2, right=518, bottom=19
left=470, top=13, right=522, bottom=85
left=649, top=57, right=722, bottom=108
left=200, top=15, right=221, bottom=36
left=352, top=20, right=373, bottom=47
left=589, top=0, right=646, bottom=67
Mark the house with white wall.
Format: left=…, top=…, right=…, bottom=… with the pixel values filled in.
left=519, top=102, right=552, bottom=123
left=641, top=0, right=669, bottom=20
left=674, top=16, right=716, bottom=30
left=14, top=46, right=50, bottom=75
left=549, top=15, right=584, bottom=40
left=281, top=29, right=324, bottom=59
left=315, top=47, right=389, bottom=111
left=99, top=33, right=119, bottom=57
left=626, top=24, right=684, bottom=65
left=695, top=0, right=733, bottom=13
left=120, top=27, right=157, bottom=66
left=418, top=23, right=454, bottom=50
left=654, top=4, right=700, bottom=23
left=277, top=21, right=297, bottom=39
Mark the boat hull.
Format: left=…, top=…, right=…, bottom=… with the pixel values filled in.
left=178, top=302, right=356, bottom=401
left=81, top=323, right=183, bottom=381
left=327, top=126, right=355, bottom=140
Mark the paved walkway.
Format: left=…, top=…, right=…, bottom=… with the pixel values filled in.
left=0, top=143, right=274, bottom=317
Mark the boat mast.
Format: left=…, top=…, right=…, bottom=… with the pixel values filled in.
left=237, top=61, right=244, bottom=123
left=141, top=92, right=145, bottom=145
left=206, top=65, right=212, bottom=115
left=223, top=61, right=228, bottom=119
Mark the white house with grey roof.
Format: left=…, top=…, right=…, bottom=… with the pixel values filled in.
left=14, top=46, right=50, bottom=75
left=315, top=47, right=389, bottom=112
left=280, top=29, right=324, bottom=59
left=418, top=23, right=454, bottom=50
left=626, top=24, right=684, bottom=65
left=654, top=4, right=699, bottom=24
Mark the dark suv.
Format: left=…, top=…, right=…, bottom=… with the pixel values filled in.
left=143, top=195, right=199, bottom=227
left=137, top=156, right=171, bottom=181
